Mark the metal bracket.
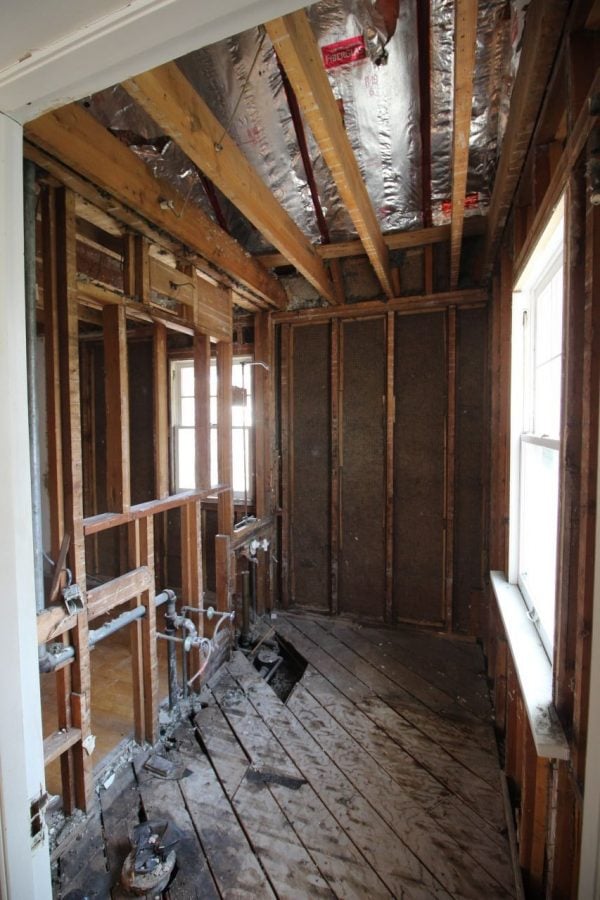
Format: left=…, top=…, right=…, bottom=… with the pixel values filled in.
left=62, top=582, right=84, bottom=616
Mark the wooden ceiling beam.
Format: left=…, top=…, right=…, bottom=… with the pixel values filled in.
left=266, top=10, right=395, bottom=298
left=481, top=0, right=570, bottom=275
left=449, top=0, right=479, bottom=290
left=257, top=218, right=486, bottom=269
left=122, top=63, right=336, bottom=305
left=25, top=103, right=286, bottom=309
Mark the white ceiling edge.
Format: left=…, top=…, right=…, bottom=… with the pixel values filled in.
left=1, top=0, right=309, bottom=124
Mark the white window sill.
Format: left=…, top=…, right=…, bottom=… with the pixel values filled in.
left=490, top=571, right=569, bottom=760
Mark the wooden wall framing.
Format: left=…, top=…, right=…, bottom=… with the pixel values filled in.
left=278, top=292, right=488, bottom=635
left=36, top=179, right=242, bottom=811
left=485, top=10, right=600, bottom=894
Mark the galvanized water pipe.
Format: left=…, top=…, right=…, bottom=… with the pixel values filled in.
left=23, top=161, right=45, bottom=653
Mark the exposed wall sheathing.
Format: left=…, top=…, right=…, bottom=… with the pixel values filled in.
left=453, top=307, right=487, bottom=633
left=393, top=312, right=446, bottom=625
left=339, top=317, right=386, bottom=619
left=290, top=324, right=331, bottom=610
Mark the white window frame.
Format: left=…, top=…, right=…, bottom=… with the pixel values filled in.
left=509, top=199, right=564, bottom=661
left=171, top=356, right=254, bottom=501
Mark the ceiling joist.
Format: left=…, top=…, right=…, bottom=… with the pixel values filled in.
left=266, top=10, right=395, bottom=298
left=26, top=103, right=286, bottom=309
left=449, top=0, right=478, bottom=291
left=122, top=63, right=337, bottom=304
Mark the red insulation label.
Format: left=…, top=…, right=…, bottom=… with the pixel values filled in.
left=441, top=192, right=480, bottom=216
left=322, top=35, right=367, bottom=70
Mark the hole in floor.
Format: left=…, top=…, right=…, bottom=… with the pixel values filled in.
left=243, top=632, right=307, bottom=703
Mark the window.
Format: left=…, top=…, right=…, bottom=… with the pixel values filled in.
left=509, top=199, right=564, bottom=658
left=171, top=360, right=196, bottom=491
left=171, top=356, right=253, bottom=501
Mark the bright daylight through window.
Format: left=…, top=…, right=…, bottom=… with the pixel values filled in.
left=171, top=357, right=253, bottom=501
left=509, top=199, right=564, bottom=659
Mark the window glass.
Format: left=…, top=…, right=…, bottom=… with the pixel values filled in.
left=510, top=198, right=564, bottom=659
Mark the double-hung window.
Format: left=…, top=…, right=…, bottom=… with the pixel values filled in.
left=509, top=200, right=564, bottom=658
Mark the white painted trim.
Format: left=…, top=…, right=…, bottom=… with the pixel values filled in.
left=0, top=111, right=51, bottom=899
left=0, top=0, right=309, bottom=122
left=578, top=400, right=600, bottom=898
left=490, top=571, right=569, bottom=760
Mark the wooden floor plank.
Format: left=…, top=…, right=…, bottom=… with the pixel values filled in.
left=212, top=668, right=395, bottom=899
left=195, top=701, right=336, bottom=899
left=290, top=680, right=515, bottom=897
left=299, top=660, right=514, bottom=879
left=136, top=758, right=220, bottom=900
left=276, top=617, right=506, bottom=833
left=176, top=745, right=279, bottom=897
left=309, top=616, right=500, bottom=782
left=225, top=652, right=453, bottom=900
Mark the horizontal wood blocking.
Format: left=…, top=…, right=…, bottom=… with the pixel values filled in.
left=44, top=727, right=82, bottom=767
left=257, top=218, right=486, bottom=268
left=83, top=487, right=229, bottom=535
left=87, top=566, right=153, bottom=621
left=272, top=288, right=487, bottom=323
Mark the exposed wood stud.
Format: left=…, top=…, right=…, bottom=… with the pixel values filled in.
left=449, top=0, right=478, bottom=290
left=217, top=341, right=234, bottom=536
left=330, top=319, right=340, bottom=616
left=194, top=332, right=211, bottom=492
left=55, top=187, right=93, bottom=811
left=103, top=304, right=131, bottom=512
left=385, top=311, right=395, bottom=624
left=266, top=11, right=394, bottom=298
left=153, top=323, right=170, bottom=499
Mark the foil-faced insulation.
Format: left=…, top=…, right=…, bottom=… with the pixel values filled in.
left=178, top=30, right=352, bottom=250
left=308, top=0, right=422, bottom=232
left=430, top=0, right=510, bottom=225
left=81, top=85, right=264, bottom=248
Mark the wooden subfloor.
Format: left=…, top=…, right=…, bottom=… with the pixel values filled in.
left=53, top=614, right=516, bottom=899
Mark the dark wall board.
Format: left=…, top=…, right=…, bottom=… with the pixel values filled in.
left=453, top=306, right=487, bottom=634
left=290, top=323, right=331, bottom=611
left=393, top=311, right=446, bottom=625
left=339, top=317, right=386, bottom=619
left=128, top=340, right=155, bottom=506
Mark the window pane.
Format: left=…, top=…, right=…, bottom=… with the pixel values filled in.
left=180, top=397, right=195, bottom=427
left=180, top=365, right=194, bottom=397
left=210, top=362, right=218, bottom=394
left=176, top=427, right=195, bottom=490
left=232, top=428, right=247, bottom=495
left=210, top=396, right=218, bottom=426
left=519, top=441, right=559, bottom=646
left=210, top=428, right=219, bottom=487
left=534, top=356, right=561, bottom=438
